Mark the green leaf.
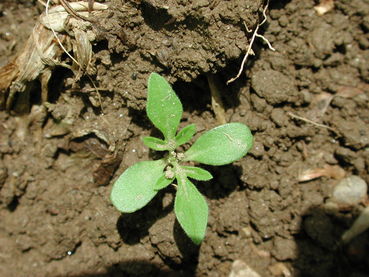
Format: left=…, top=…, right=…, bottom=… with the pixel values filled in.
left=174, top=177, right=208, bottom=244
left=154, top=174, right=174, bottom=190
left=175, top=124, right=196, bottom=146
left=110, top=160, right=166, bottom=213
left=142, top=136, right=168, bottom=151
left=147, top=73, right=183, bottom=140
left=184, top=123, right=253, bottom=166
left=182, top=166, right=213, bottom=181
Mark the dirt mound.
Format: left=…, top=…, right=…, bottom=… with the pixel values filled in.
left=0, top=0, right=368, bottom=276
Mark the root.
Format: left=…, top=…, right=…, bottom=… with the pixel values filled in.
left=37, top=0, right=47, bottom=7
left=46, top=0, right=81, bottom=67
left=287, top=112, right=338, bottom=134
left=59, top=0, right=96, bottom=22
left=207, top=74, right=227, bottom=124
left=87, top=75, right=105, bottom=115
left=227, top=0, right=275, bottom=85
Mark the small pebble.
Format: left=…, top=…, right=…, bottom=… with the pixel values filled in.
left=229, top=260, right=261, bottom=277
left=332, top=175, right=367, bottom=206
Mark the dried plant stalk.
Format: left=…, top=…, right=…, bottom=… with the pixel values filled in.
left=0, top=22, right=63, bottom=110
left=298, top=165, right=345, bottom=182
left=0, top=1, right=108, bottom=111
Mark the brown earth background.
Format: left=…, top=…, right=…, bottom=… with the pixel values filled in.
left=0, top=0, right=368, bottom=276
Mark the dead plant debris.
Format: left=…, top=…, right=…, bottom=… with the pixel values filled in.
left=0, top=1, right=107, bottom=112
left=314, top=0, right=334, bottom=15
left=298, top=164, right=346, bottom=182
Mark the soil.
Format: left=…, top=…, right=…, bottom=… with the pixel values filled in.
left=0, top=0, right=369, bottom=276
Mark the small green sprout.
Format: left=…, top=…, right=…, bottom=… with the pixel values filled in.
left=110, top=73, right=253, bottom=244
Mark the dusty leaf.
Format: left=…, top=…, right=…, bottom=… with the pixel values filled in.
left=182, top=166, right=213, bottom=181
left=175, top=124, right=196, bottom=147
left=110, top=160, right=166, bottom=213
left=153, top=174, right=174, bottom=190
left=142, top=136, right=168, bottom=151
left=174, top=177, right=208, bottom=244
left=184, top=123, right=253, bottom=166
left=146, top=73, right=183, bottom=140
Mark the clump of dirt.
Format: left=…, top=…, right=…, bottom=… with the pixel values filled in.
left=91, top=0, right=263, bottom=110
left=0, top=0, right=369, bottom=276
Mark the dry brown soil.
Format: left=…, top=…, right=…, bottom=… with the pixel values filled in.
left=0, top=0, right=368, bottom=276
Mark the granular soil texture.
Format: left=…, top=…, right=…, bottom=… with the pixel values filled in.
left=0, top=0, right=368, bottom=276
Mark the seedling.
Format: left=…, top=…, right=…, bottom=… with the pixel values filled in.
left=110, top=73, right=253, bottom=244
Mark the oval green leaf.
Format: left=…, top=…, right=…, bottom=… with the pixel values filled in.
left=175, top=124, right=196, bottom=147
left=142, top=136, right=168, bottom=151
left=174, top=177, right=208, bottom=245
left=184, top=123, right=253, bottom=166
left=147, top=73, right=183, bottom=140
left=154, top=174, right=174, bottom=190
left=110, top=160, right=166, bottom=213
left=182, top=166, right=213, bottom=181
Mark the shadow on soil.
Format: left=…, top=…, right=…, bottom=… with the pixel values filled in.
left=197, top=164, right=243, bottom=200
left=74, top=205, right=369, bottom=277
left=107, top=210, right=199, bottom=276
left=115, top=188, right=175, bottom=245
left=292, top=205, right=369, bottom=277
left=70, top=260, right=194, bottom=277
left=115, top=162, right=243, bottom=245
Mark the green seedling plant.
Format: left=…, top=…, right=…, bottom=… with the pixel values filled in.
left=111, top=73, right=253, bottom=244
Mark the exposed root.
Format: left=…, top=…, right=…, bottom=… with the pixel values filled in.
left=37, top=0, right=47, bottom=7
left=46, top=0, right=81, bottom=67
left=287, top=112, right=338, bottom=134
left=227, top=0, right=275, bottom=85
left=59, top=0, right=96, bottom=22
left=87, top=75, right=105, bottom=114
left=342, top=206, right=369, bottom=244
left=207, top=74, right=227, bottom=124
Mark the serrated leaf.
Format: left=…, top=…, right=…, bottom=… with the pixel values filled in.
left=142, top=136, right=168, bottom=151
left=184, top=123, right=253, bottom=166
left=147, top=73, right=183, bottom=140
left=174, top=177, right=208, bottom=244
left=182, top=166, right=213, bottom=181
left=154, top=174, right=174, bottom=190
left=110, top=160, right=166, bottom=213
left=175, top=124, right=196, bottom=146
